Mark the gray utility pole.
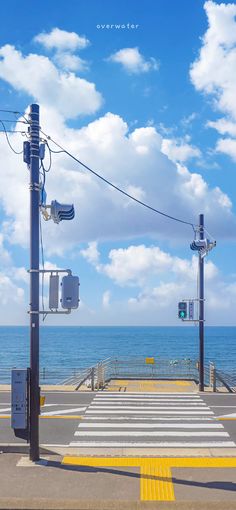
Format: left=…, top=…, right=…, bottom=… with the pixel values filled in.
left=199, top=213, right=204, bottom=392
left=29, top=104, right=40, bottom=461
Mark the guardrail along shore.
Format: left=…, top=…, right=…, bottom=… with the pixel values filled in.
left=1, top=356, right=236, bottom=392
left=60, top=357, right=236, bottom=392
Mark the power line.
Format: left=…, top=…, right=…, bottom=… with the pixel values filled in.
left=41, top=129, right=197, bottom=229
left=0, top=109, right=24, bottom=114
left=0, top=119, right=28, bottom=124
left=0, top=120, right=23, bottom=154
left=0, top=129, right=27, bottom=134
left=45, top=141, right=64, bottom=154
left=0, top=109, right=30, bottom=125
left=42, top=143, right=52, bottom=172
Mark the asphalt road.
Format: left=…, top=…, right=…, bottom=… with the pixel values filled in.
left=0, top=390, right=94, bottom=445
left=0, top=390, right=236, bottom=448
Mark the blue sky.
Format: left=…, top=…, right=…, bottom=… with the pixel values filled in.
left=0, top=0, right=236, bottom=325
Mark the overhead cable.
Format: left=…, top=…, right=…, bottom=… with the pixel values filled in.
left=41, top=129, right=197, bottom=229
left=0, top=120, right=23, bottom=154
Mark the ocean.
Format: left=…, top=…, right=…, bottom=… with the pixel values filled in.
left=0, top=326, right=235, bottom=384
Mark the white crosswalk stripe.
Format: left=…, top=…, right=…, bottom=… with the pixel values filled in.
left=70, top=392, right=236, bottom=448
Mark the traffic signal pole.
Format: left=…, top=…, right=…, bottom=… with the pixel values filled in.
left=199, top=213, right=204, bottom=392
left=29, top=104, right=40, bottom=461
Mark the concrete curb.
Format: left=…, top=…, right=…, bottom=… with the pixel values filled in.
left=2, top=443, right=236, bottom=457
left=1, top=499, right=236, bottom=510
left=44, top=446, right=236, bottom=457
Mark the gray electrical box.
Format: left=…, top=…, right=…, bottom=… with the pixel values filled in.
left=61, top=275, right=79, bottom=309
left=11, top=369, right=29, bottom=430
left=49, top=274, right=59, bottom=309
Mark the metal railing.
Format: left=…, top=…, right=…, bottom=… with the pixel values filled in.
left=59, top=357, right=112, bottom=389
left=215, top=368, right=236, bottom=392
left=205, top=362, right=236, bottom=393
left=102, top=357, right=199, bottom=383
left=1, top=357, right=236, bottom=392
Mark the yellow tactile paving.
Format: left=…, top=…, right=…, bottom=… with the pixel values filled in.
left=140, top=460, right=175, bottom=501
left=175, top=381, right=191, bottom=386
left=62, top=456, right=236, bottom=502
left=139, top=382, right=157, bottom=392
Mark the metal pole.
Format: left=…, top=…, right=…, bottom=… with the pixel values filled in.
left=199, top=213, right=204, bottom=392
left=91, top=367, right=95, bottom=392
left=29, top=104, right=40, bottom=461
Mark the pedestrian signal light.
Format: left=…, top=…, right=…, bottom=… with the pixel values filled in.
left=178, top=301, right=187, bottom=319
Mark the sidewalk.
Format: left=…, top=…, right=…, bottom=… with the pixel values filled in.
left=1, top=452, right=236, bottom=509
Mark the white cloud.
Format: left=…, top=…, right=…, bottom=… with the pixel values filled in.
left=100, top=245, right=172, bottom=286
left=0, top=272, right=24, bottom=305
left=0, top=45, right=102, bottom=119
left=190, top=1, right=236, bottom=118
left=207, top=118, right=236, bottom=137
left=190, top=1, right=236, bottom=161
left=181, top=113, right=198, bottom=129
left=54, top=52, right=88, bottom=72
left=0, top=233, right=12, bottom=265
left=34, top=28, right=90, bottom=73
left=108, top=47, right=159, bottom=74
left=216, top=138, right=236, bottom=161
left=161, top=137, right=201, bottom=163
left=125, top=185, right=146, bottom=202
left=78, top=240, right=236, bottom=325
left=80, top=241, right=100, bottom=265
left=96, top=244, right=218, bottom=287
left=12, top=266, right=28, bottom=284
left=102, top=290, right=111, bottom=308
left=130, top=126, right=162, bottom=152
left=34, top=28, right=90, bottom=51
left=128, top=282, right=184, bottom=310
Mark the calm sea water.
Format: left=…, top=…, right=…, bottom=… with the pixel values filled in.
left=0, top=326, right=236, bottom=382
left=0, top=326, right=235, bottom=383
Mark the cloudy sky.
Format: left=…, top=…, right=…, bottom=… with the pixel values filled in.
left=0, top=0, right=236, bottom=326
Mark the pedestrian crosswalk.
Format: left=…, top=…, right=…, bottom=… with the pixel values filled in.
left=70, top=392, right=236, bottom=448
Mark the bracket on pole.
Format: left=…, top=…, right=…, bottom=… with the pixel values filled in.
left=27, top=268, right=79, bottom=315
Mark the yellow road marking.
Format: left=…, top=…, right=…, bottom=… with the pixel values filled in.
left=218, top=417, right=236, bottom=421
left=62, top=456, right=236, bottom=502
